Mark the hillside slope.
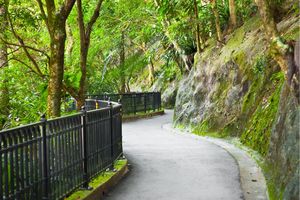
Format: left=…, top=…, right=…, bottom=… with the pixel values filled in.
left=174, top=14, right=299, bottom=199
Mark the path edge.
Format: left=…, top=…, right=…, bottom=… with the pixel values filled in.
left=123, top=110, right=164, bottom=122
left=83, top=160, right=129, bottom=200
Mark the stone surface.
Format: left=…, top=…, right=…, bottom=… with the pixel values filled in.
left=161, top=81, right=178, bottom=108
left=267, top=84, right=300, bottom=200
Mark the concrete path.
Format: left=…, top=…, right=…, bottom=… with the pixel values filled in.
left=104, top=110, right=244, bottom=200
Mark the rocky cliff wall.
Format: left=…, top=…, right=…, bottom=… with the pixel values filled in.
left=174, top=14, right=299, bottom=199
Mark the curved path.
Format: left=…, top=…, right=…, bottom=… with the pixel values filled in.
left=105, top=110, right=244, bottom=200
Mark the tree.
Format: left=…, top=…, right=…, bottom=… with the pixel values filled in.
left=210, top=0, right=223, bottom=43
left=193, top=0, right=204, bottom=53
left=254, top=0, right=299, bottom=102
left=65, top=0, right=104, bottom=109
left=154, top=0, right=193, bottom=72
left=229, top=0, right=237, bottom=30
left=0, top=0, right=9, bottom=128
left=119, top=31, right=126, bottom=93
left=36, top=0, right=76, bottom=117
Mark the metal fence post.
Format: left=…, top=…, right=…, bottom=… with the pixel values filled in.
left=81, top=106, right=92, bottom=190
left=41, top=114, right=49, bottom=200
left=152, top=92, right=155, bottom=112
left=144, top=93, right=147, bottom=113
left=118, top=103, right=124, bottom=158
left=108, top=101, right=115, bottom=171
left=133, top=94, right=136, bottom=115
left=158, top=92, right=161, bottom=110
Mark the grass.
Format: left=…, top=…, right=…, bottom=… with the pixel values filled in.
left=66, top=159, right=127, bottom=200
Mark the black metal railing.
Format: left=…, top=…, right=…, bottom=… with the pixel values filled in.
left=0, top=100, right=122, bottom=200
left=86, top=92, right=162, bottom=115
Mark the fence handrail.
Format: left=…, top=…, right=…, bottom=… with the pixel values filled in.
left=85, top=92, right=161, bottom=115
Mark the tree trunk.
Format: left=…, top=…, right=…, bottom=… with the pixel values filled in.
left=0, top=0, right=10, bottom=128
left=254, top=0, right=278, bottom=39
left=211, top=0, right=223, bottom=43
left=148, top=58, right=155, bottom=85
left=77, top=0, right=103, bottom=109
left=37, top=0, right=76, bottom=117
left=120, top=31, right=126, bottom=93
left=66, top=23, right=74, bottom=61
left=254, top=0, right=299, bottom=102
left=47, top=24, right=67, bottom=117
left=62, top=0, right=103, bottom=110
left=76, top=0, right=88, bottom=109
left=229, top=0, right=237, bottom=30
left=193, top=0, right=203, bottom=53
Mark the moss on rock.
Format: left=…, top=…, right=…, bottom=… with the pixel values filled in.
left=241, top=73, right=284, bottom=156
left=174, top=13, right=300, bottom=200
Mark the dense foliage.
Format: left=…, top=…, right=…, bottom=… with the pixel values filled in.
left=0, top=0, right=297, bottom=128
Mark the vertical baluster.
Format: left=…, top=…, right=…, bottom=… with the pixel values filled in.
left=66, top=118, right=71, bottom=193
left=33, top=127, right=39, bottom=198
left=3, top=134, right=8, bottom=199
left=133, top=94, right=136, bottom=115
left=7, top=135, right=14, bottom=199
left=24, top=130, right=29, bottom=199
left=40, top=115, right=49, bottom=200
left=144, top=93, right=147, bottom=113
left=0, top=135, right=2, bottom=200
left=38, top=125, right=43, bottom=199
left=81, top=107, right=92, bottom=190
left=18, top=130, right=24, bottom=198
left=152, top=92, right=155, bottom=112
left=108, top=101, right=115, bottom=170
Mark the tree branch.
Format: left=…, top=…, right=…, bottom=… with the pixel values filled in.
left=1, top=37, right=50, bottom=60
left=63, top=83, right=79, bottom=100
left=36, top=0, right=49, bottom=30
left=10, top=57, right=45, bottom=78
left=61, top=0, right=76, bottom=19
left=76, top=0, right=86, bottom=39
left=86, top=0, right=104, bottom=38
left=7, top=13, right=45, bottom=77
left=45, top=0, right=55, bottom=26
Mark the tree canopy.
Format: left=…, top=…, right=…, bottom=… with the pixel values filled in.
left=0, top=0, right=298, bottom=128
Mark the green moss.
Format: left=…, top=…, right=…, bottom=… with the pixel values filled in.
left=234, top=51, right=247, bottom=67
left=240, top=73, right=284, bottom=156
left=241, top=76, right=264, bottom=113
left=262, top=162, right=285, bottom=200
left=252, top=56, right=269, bottom=75
left=242, top=15, right=261, bottom=33
left=211, top=80, right=230, bottom=102
left=220, top=119, right=241, bottom=137
left=174, top=123, right=186, bottom=131
left=66, top=159, right=127, bottom=200
left=191, top=119, right=227, bottom=138
left=240, top=54, right=274, bottom=114
left=220, top=26, right=246, bottom=63
left=201, top=38, right=217, bottom=60
left=226, top=27, right=246, bottom=50
left=283, top=23, right=300, bottom=41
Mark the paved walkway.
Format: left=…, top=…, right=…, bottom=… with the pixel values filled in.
left=105, top=110, right=244, bottom=200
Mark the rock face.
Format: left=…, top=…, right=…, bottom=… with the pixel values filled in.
left=267, top=84, right=299, bottom=200
left=161, top=81, right=178, bottom=109
left=174, top=14, right=299, bottom=199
